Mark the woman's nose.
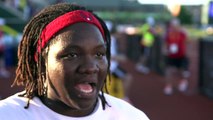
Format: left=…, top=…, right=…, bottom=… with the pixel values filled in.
left=78, top=57, right=99, bottom=74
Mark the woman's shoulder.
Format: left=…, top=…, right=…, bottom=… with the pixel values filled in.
left=104, top=93, right=138, bottom=110
left=0, top=92, right=27, bottom=107
left=104, top=93, right=149, bottom=120
left=0, top=92, right=29, bottom=119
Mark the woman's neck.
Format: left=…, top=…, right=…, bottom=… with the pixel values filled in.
left=40, top=96, right=97, bottom=117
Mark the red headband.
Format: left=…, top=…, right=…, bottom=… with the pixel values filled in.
left=34, top=10, right=105, bottom=62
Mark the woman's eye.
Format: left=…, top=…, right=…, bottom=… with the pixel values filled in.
left=96, top=52, right=105, bottom=58
left=63, top=53, right=78, bottom=59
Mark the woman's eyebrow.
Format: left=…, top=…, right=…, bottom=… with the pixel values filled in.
left=60, top=45, right=81, bottom=53
left=62, top=43, right=106, bottom=49
left=94, top=44, right=106, bottom=49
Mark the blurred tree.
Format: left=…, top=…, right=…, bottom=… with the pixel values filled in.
left=177, top=6, right=192, bottom=25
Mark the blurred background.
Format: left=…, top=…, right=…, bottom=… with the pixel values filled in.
left=0, top=0, right=213, bottom=120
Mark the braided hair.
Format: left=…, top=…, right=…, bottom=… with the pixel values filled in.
left=12, top=3, right=111, bottom=109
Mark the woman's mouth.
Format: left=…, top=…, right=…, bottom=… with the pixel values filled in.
left=74, top=82, right=97, bottom=98
left=75, top=83, right=93, bottom=93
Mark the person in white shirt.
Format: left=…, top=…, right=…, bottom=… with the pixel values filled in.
left=0, top=3, right=149, bottom=120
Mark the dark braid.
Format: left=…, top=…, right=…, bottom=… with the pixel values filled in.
left=12, top=3, right=111, bottom=109
left=93, top=14, right=111, bottom=109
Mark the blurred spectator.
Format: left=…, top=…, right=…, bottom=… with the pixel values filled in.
left=163, top=18, right=190, bottom=95
left=3, top=33, right=18, bottom=67
left=136, top=17, right=155, bottom=74
left=0, top=30, right=10, bottom=78
left=105, top=21, right=133, bottom=104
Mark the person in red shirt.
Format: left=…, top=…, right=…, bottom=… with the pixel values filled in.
left=163, top=19, right=190, bottom=95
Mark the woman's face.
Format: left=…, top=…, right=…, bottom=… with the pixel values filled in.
left=45, top=23, right=108, bottom=115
